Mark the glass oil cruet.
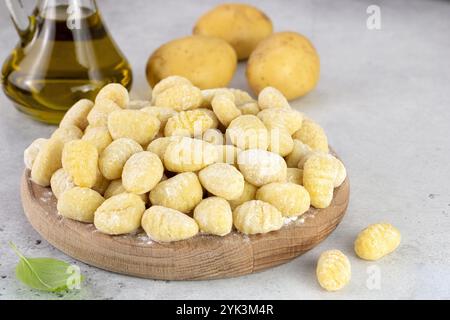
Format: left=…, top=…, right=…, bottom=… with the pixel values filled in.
left=2, top=0, right=132, bottom=124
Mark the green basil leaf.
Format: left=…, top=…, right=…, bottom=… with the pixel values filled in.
left=10, top=242, right=84, bottom=292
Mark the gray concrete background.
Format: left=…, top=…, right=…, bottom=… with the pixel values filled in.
left=0, top=0, right=449, bottom=300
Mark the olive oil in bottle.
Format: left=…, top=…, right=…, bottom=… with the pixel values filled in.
left=2, top=1, right=132, bottom=124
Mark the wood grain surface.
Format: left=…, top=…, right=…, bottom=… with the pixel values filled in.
left=20, top=169, right=349, bottom=280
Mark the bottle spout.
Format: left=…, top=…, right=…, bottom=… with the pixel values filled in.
left=5, top=0, right=35, bottom=44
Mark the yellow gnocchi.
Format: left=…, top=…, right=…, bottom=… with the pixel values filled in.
left=122, top=151, right=164, bottom=194
left=258, top=87, right=290, bottom=110
left=256, top=182, right=310, bottom=217
left=57, top=187, right=104, bottom=223
left=197, top=128, right=224, bottom=145
left=95, top=83, right=129, bottom=108
left=164, top=109, right=215, bottom=137
left=293, top=119, right=329, bottom=153
left=354, top=223, right=401, bottom=261
left=108, top=109, right=160, bottom=146
left=82, top=126, right=112, bottom=153
left=154, top=84, right=203, bottom=111
left=151, top=75, right=193, bottom=104
left=31, top=138, right=64, bottom=187
left=149, top=172, right=203, bottom=214
left=146, top=136, right=183, bottom=160
left=237, top=149, right=287, bottom=187
left=141, top=206, right=199, bottom=242
left=94, top=193, right=145, bottom=235
left=62, top=140, right=99, bottom=188
left=226, top=115, right=269, bottom=150
left=199, top=163, right=245, bottom=200
left=215, top=145, right=241, bottom=166
left=24, top=138, right=48, bottom=170
left=59, top=99, right=93, bottom=130
left=233, top=200, right=284, bottom=235
left=211, top=93, right=242, bottom=127
left=257, top=108, right=303, bottom=135
left=267, top=128, right=294, bottom=156
left=99, top=138, right=143, bottom=180
left=193, top=197, right=232, bottom=236
left=303, top=153, right=337, bottom=209
left=50, top=168, right=75, bottom=199
left=140, top=106, right=178, bottom=130
left=316, top=250, right=351, bottom=292
left=286, top=139, right=313, bottom=168
left=163, top=137, right=217, bottom=172
left=51, top=125, right=83, bottom=144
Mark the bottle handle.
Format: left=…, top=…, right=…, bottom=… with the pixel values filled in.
left=5, top=0, right=36, bottom=44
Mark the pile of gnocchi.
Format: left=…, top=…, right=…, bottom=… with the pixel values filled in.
left=24, top=76, right=346, bottom=242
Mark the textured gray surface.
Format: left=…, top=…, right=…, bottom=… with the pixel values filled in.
left=0, top=0, right=449, bottom=300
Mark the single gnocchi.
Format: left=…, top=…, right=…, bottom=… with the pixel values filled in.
left=51, top=125, right=83, bottom=144
left=198, top=163, right=245, bottom=200
left=62, top=140, right=99, bottom=188
left=293, top=119, right=329, bottom=153
left=226, top=115, right=269, bottom=150
left=256, top=182, right=310, bottom=217
left=303, top=153, right=337, bottom=209
left=164, top=109, right=215, bottom=137
left=211, top=93, right=242, bottom=127
left=141, top=206, right=199, bottom=242
left=99, top=138, right=143, bottom=180
left=31, top=138, right=64, bottom=187
left=94, top=193, right=145, bottom=235
left=153, top=84, right=203, bottom=111
left=95, top=83, right=129, bottom=108
left=316, top=250, right=351, bottom=292
left=354, top=223, right=401, bottom=261
left=108, top=109, right=160, bottom=146
left=233, top=200, right=284, bottom=235
left=149, top=172, right=203, bottom=214
left=257, top=108, right=303, bottom=135
left=286, top=139, right=313, bottom=168
left=267, top=128, right=294, bottom=157
left=57, top=187, right=104, bottom=223
left=237, top=149, right=287, bottom=187
left=146, top=136, right=183, bottom=160
left=59, top=99, right=93, bottom=130
left=50, top=168, right=75, bottom=199
left=122, top=151, right=164, bottom=194
left=163, top=137, right=217, bottom=172
left=258, top=87, right=290, bottom=110
left=151, top=76, right=193, bottom=103
left=193, top=197, right=232, bottom=236
left=24, top=138, right=48, bottom=170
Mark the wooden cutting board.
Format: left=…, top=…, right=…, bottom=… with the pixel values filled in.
left=20, top=169, right=349, bottom=280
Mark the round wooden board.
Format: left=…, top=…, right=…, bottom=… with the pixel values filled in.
left=20, top=169, right=349, bottom=280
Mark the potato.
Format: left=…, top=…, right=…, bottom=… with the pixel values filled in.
left=146, top=35, right=237, bottom=89
left=246, top=32, right=320, bottom=100
left=193, top=3, right=273, bottom=60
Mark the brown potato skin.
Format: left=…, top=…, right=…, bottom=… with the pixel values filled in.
left=246, top=32, right=320, bottom=100
left=146, top=35, right=237, bottom=90
left=193, top=3, right=273, bottom=60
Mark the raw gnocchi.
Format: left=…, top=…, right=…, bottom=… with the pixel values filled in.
left=233, top=200, right=283, bottom=235
left=149, top=172, right=203, bottom=214
left=141, top=206, right=199, bottom=242
left=316, top=250, right=351, bottom=292
left=354, top=223, right=401, bottom=261
left=164, top=109, right=215, bottom=137
left=24, top=138, right=48, bottom=170
left=57, top=187, right=104, bottom=223
left=95, top=83, right=129, bottom=108
left=108, top=109, right=160, bottom=146
left=256, top=182, right=310, bottom=217
left=237, top=149, right=287, bottom=187
left=193, top=197, right=232, bottom=236
left=99, top=138, right=143, bottom=180
left=62, top=140, right=99, bottom=188
left=226, top=115, right=269, bottom=150
left=59, top=99, right=93, bottom=130
left=50, top=168, right=75, bottom=199
left=31, top=138, right=64, bottom=187
left=293, top=119, right=329, bottom=153
left=198, top=163, right=245, bottom=200
left=94, top=193, right=145, bottom=235
left=122, top=151, right=164, bottom=194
